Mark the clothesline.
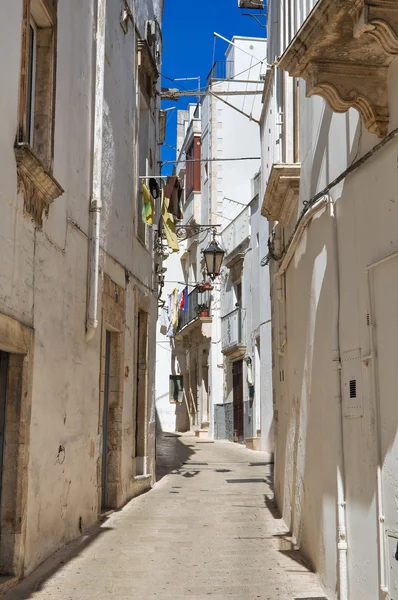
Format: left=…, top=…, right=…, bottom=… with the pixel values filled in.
left=141, top=175, right=183, bottom=253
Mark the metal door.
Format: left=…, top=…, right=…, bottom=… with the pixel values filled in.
left=0, top=352, right=8, bottom=510
left=232, top=360, right=244, bottom=441
left=101, top=331, right=111, bottom=509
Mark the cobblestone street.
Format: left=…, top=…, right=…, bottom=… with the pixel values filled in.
left=4, top=434, right=326, bottom=600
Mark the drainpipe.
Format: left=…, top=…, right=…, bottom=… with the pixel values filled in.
left=329, top=200, right=348, bottom=600
left=86, top=0, right=106, bottom=342
left=275, top=197, right=348, bottom=598
left=366, top=254, right=394, bottom=595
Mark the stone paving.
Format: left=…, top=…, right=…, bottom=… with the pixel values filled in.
left=4, top=433, right=328, bottom=600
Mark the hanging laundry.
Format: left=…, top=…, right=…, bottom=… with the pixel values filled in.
left=149, top=178, right=160, bottom=200
left=166, top=293, right=174, bottom=337
left=159, top=307, right=168, bottom=335
left=141, top=182, right=154, bottom=225
left=180, top=286, right=189, bottom=312
left=164, top=176, right=183, bottom=220
left=183, top=286, right=189, bottom=312
left=166, top=289, right=179, bottom=337
left=161, top=188, right=179, bottom=252
left=171, top=288, right=179, bottom=331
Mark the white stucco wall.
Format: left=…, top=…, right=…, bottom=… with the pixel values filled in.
left=0, top=0, right=161, bottom=576
left=264, top=0, right=398, bottom=597
left=155, top=251, right=188, bottom=433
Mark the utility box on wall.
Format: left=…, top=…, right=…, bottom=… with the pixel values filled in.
left=341, top=349, right=363, bottom=419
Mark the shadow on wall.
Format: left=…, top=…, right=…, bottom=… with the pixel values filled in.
left=155, top=398, right=190, bottom=438
left=276, top=110, right=371, bottom=596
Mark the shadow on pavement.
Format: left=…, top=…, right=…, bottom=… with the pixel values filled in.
left=2, top=522, right=113, bottom=600
left=155, top=432, right=195, bottom=482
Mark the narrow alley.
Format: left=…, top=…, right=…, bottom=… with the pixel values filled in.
left=3, top=435, right=325, bottom=600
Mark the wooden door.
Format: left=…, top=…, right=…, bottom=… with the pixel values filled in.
left=232, top=360, right=244, bottom=441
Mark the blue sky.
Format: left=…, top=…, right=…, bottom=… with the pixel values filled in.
left=160, top=1, right=266, bottom=176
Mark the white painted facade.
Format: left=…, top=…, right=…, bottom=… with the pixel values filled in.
left=262, top=1, right=398, bottom=599
left=156, top=37, right=273, bottom=451
left=0, top=0, right=162, bottom=583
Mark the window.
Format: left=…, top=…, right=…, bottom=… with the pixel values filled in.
left=26, top=17, right=37, bottom=146
left=169, top=375, right=183, bottom=404
left=18, top=0, right=57, bottom=166
left=235, top=282, right=242, bottom=308
left=293, top=78, right=300, bottom=163
left=15, top=0, right=62, bottom=227
left=138, top=93, right=150, bottom=244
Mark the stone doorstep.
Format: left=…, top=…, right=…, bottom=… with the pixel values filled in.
left=0, top=576, right=19, bottom=596
left=194, top=429, right=209, bottom=439
left=131, top=474, right=152, bottom=498
left=245, top=437, right=261, bottom=451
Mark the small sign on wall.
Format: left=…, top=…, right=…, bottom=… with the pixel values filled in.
left=341, top=349, right=363, bottom=419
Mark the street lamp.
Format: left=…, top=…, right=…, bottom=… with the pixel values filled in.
left=203, top=232, right=225, bottom=281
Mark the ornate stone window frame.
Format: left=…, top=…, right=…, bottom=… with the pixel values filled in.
left=278, top=0, right=398, bottom=138
left=261, top=164, right=301, bottom=226
left=16, top=0, right=63, bottom=227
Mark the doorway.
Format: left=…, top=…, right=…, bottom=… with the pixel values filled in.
left=232, top=359, right=244, bottom=442
left=255, top=338, right=261, bottom=437
left=101, top=331, right=111, bottom=509
left=135, top=311, right=148, bottom=475
left=0, top=352, right=8, bottom=516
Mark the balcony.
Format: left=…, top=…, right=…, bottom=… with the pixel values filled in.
left=207, top=61, right=233, bottom=84
left=262, top=164, right=301, bottom=226
left=222, top=206, right=250, bottom=257
left=221, top=308, right=246, bottom=358
left=176, top=288, right=212, bottom=337
left=278, top=0, right=398, bottom=137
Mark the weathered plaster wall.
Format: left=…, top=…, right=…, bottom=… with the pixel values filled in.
left=0, top=0, right=160, bottom=577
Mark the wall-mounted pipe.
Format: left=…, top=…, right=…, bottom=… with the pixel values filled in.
left=274, top=195, right=349, bottom=598
left=329, top=200, right=348, bottom=600
left=86, top=0, right=106, bottom=342
left=365, top=251, right=398, bottom=595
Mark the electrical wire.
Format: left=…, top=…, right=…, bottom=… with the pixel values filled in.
left=160, top=60, right=266, bottom=98
left=262, top=123, right=398, bottom=267
left=161, top=156, right=261, bottom=165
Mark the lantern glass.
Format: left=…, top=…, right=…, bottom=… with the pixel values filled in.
left=203, top=238, right=225, bottom=280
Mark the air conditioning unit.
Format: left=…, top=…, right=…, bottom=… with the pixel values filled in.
left=238, top=0, right=264, bottom=8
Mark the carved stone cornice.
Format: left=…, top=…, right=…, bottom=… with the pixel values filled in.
left=222, top=344, right=247, bottom=359
left=278, top=0, right=398, bottom=137
left=15, top=143, right=64, bottom=228
left=262, top=164, right=300, bottom=226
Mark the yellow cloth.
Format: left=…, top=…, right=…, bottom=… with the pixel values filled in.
left=161, top=189, right=179, bottom=252
left=142, top=183, right=154, bottom=225
left=171, top=289, right=179, bottom=330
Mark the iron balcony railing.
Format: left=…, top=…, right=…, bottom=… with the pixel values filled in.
left=221, top=307, right=243, bottom=351
left=177, top=288, right=212, bottom=332
left=206, top=61, right=233, bottom=84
